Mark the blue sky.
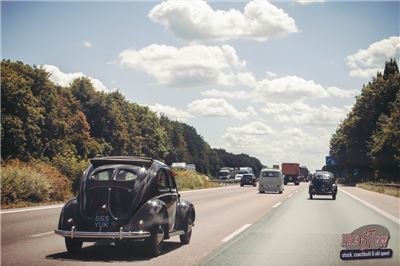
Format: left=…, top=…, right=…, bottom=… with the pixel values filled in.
left=2, top=1, right=399, bottom=171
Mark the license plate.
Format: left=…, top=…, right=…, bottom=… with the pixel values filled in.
left=95, top=215, right=110, bottom=228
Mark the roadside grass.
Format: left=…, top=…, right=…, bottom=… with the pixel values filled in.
left=1, top=159, right=72, bottom=209
left=357, top=182, right=400, bottom=198
left=174, top=169, right=221, bottom=191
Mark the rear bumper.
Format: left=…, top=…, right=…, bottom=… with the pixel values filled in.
left=309, top=189, right=337, bottom=195
left=55, top=226, right=151, bottom=239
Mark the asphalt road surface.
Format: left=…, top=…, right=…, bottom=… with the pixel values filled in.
left=1, top=183, right=399, bottom=266
left=200, top=186, right=399, bottom=266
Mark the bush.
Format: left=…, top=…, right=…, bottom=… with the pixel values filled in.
left=51, top=149, right=89, bottom=193
left=1, top=159, right=72, bottom=205
left=174, top=169, right=219, bottom=191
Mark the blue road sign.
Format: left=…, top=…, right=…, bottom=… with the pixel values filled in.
left=326, top=156, right=339, bottom=166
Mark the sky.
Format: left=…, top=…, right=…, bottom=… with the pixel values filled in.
left=2, top=0, right=399, bottom=171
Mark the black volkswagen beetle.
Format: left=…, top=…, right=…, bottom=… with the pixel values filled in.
left=55, top=156, right=195, bottom=257
left=309, top=171, right=337, bottom=200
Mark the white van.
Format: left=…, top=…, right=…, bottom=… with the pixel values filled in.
left=258, top=169, right=284, bottom=194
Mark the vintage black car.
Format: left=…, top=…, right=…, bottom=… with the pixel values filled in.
left=309, top=171, right=337, bottom=200
left=55, top=156, right=195, bottom=257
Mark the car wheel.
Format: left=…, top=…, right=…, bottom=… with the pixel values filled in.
left=295, top=182, right=299, bottom=186
left=284, top=182, right=287, bottom=185
left=147, top=223, right=165, bottom=257
left=240, top=184, right=244, bottom=187
left=65, top=237, right=82, bottom=256
left=309, top=194, right=313, bottom=199
left=180, top=211, right=194, bottom=245
left=332, top=194, right=336, bottom=200
left=253, top=183, right=256, bottom=187
left=259, top=191, right=265, bottom=194
left=279, top=190, right=283, bottom=194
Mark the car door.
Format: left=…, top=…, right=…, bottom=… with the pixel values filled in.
left=156, top=169, right=178, bottom=231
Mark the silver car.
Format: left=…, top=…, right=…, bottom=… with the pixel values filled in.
left=258, top=169, right=284, bottom=194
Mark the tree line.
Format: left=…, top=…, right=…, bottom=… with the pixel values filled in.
left=1, top=60, right=263, bottom=191
left=329, top=59, right=400, bottom=183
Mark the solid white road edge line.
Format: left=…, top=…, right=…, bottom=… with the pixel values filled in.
left=221, top=224, right=252, bottom=243
left=0, top=204, right=64, bottom=215
left=339, top=188, right=400, bottom=225
left=272, top=202, right=282, bottom=208
left=29, top=231, right=54, bottom=238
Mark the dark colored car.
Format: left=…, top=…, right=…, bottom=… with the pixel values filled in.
left=309, top=171, right=337, bottom=200
left=240, top=174, right=256, bottom=187
left=55, top=156, right=195, bottom=257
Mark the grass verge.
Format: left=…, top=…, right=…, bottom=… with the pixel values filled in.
left=356, top=182, right=400, bottom=198
left=173, top=169, right=221, bottom=191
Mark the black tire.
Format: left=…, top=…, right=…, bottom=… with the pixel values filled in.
left=309, top=194, right=313, bottom=199
left=279, top=190, right=283, bottom=194
left=332, top=194, right=336, bottom=200
left=147, top=223, right=165, bottom=257
left=180, top=211, right=194, bottom=245
left=253, top=183, right=256, bottom=187
left=295, top=182, right=299, bottom=186
left=65, top=237, right=82, bottom=256
left=240, top=184, right=244, bottom=187
left=259, top=191, right=265, bottom=194
left=284, top=182, right=287, bottom=185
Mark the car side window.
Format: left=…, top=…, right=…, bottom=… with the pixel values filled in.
left=156, top=170, right=170, bottom=193
left=168, top=172, right=177, bottom=192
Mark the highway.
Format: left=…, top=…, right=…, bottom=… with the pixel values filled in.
left=1, top=183, right=399, bottom=266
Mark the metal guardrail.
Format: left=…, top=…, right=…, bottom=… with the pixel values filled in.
left=208, top=179, right=240, bottom=184
left=367, top=182, right=400, bottom=188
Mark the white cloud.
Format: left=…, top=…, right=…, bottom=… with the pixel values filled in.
left=201, top=89, right=248, bottom=99
left=119, top=44, right=255, bottom=88
left=203, top=76, right=355, bottom=103
left=186, top=98, right=250, bottom=119
left=82, top=40, right=92, bottom=48
left=222, top=122, right=329, bottom=171
left=296, top=0, right=325, bottom=4
left=148, top=103, right=193, bottom=122
left=149, top=0, right=298, bottom=42
left=265, top=71, right=278, bottom=79
left=260, top=102, right=350, bottom=126
left=347, top=36, right=400, bottom=78
left=40, top=64, right=108, bottom=92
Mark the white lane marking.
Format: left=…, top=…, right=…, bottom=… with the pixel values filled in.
left=29, top=231, right=54, bottom=238
left=0, top=204, right=64, bottom=215
left=272, top=202, right=282, bottom=208
left=294, top=190, right=299, bottom=193
left=339, top=188, right=400, bottom=225
left=287, top=194, right=293, bottom=198
left=221, top=224, right=252, bottom=243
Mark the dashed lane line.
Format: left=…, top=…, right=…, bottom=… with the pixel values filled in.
left=221, top=224, right=252, bottom=243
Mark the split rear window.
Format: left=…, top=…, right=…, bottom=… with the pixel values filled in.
left=91, top=169, right=138, bottom=181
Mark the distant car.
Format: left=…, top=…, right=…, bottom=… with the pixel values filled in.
left=55, top=156, right=195, bottom=257
left=235, top=169, right=249, bottom=182
left=309, top=171, right=337, bottom=200
left=240, top=174, right=256, bottom=187
left=218, top=170, right=230, bottom=180
left=258, top=169, right=284, bottom=193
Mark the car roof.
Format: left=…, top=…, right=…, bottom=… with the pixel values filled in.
left=90, top=156, right=154, bottom=168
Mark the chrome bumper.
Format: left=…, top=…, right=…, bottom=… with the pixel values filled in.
left=55, top=226, right=151, bottom=239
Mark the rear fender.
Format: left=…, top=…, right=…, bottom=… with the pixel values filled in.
left=58, top=197, right=78, bottom=230
left=175, top=199, right=195, bottom=232
left=125, top=199, right=168, bottom=233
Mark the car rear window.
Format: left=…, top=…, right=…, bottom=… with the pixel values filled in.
left=315, top=174, right=331, bottom=180
left=243, top=174, right=253, bottom=178
left=262, top=171, right=280, bottom=177
left=91, top=169, right=138, bottom=181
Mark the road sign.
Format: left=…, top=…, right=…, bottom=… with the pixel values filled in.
left=326, top=156, right=339, bottom=166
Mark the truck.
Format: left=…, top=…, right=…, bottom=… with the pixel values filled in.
left=281, top=163, right=300, bottom=185
left=299, top=166, right=309, bottom=182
